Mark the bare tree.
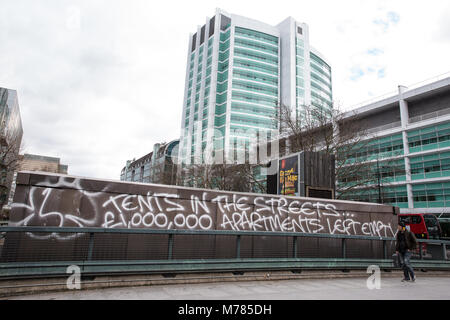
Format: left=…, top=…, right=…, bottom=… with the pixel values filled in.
left=0, top=130, right=23, bottom=211
left=177, top=160, right=266, bottom=193
left=232, top=163, right=268, bottom=193
left=278, top=103, right=402, bottom=200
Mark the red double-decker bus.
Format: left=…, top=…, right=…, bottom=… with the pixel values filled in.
left=398, top=213, right=442, bottom=255
left=399, top=213, right=442, bottom=239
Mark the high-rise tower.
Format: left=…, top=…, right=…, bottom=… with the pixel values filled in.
left=178, top=9, right=332, bottom=167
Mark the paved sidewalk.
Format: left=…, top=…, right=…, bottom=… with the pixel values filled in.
left=7, top=276, right=450, bottom=300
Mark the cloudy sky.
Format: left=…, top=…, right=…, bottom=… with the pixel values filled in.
left=1, top=0, right=449, bottom=180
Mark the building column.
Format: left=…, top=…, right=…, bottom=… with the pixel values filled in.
left=399, top=85, right=414, bottom=209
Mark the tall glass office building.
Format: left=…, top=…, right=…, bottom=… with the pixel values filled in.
left=178, top=9, right=332, bottom=166
left=0, top=87, right=23, bottom=209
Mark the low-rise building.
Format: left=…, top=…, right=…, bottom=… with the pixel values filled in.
left=7, top=153, right=68, bottom=208
left=338, top=75, right=450, bottom=215
left=19, top=153, right=68, bottom=174
left=120, top=139, right=179, bottom=185
left=262, top=74, right=450, bottom=216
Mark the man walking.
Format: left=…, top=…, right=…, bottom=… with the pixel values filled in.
left=396, top=221, right=417, bottom=282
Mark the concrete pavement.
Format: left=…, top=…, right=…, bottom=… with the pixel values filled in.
left=6, top=275, right=450, bottom=300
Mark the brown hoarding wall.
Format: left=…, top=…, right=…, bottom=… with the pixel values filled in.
left=1, top=172, right=398, bottom=262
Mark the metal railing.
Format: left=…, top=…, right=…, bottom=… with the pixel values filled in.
left=365, top=121, right=402, bottom=135
left=0, top=226, right=449, bottom=279
left=409, top=107, right=450, bottom=124
left=347, top=71, right=450, bottom=112
left=403, top=71, right=450, bottom=92
left=348, top=90, right=398, bottom=111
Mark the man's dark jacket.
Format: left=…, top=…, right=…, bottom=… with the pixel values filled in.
left=396, top=229, right=417, bottom=252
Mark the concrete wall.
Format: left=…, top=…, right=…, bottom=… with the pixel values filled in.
left=408, top=89, right=450, bottom=119
left=354, top=106, right=401, bottom=131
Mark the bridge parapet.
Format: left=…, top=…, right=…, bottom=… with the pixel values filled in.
left=10, top=171, right=397, bottom=233
left=3, top=171, right=399, bottom=263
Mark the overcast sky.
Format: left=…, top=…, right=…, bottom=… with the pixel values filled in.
left=1, top=0, right=449, bottom=180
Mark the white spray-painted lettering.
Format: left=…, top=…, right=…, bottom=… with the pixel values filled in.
left=12, top=178, right=395, bottom=239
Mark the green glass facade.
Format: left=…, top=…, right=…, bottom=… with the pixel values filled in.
left=309, top=52, right=332, bottom=112
left=230, top=26, right=279, bottom=155
left=340, top=117, right=450, bottom=212
left=345, top=133, right=404, bottom=164
left=341, top=185, right=409, bottom=208
left=412, top=182, right=450, bottom=208
left=295, top=37, right=305, bottom=116
left=408, top=122, right=450, bottom=153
